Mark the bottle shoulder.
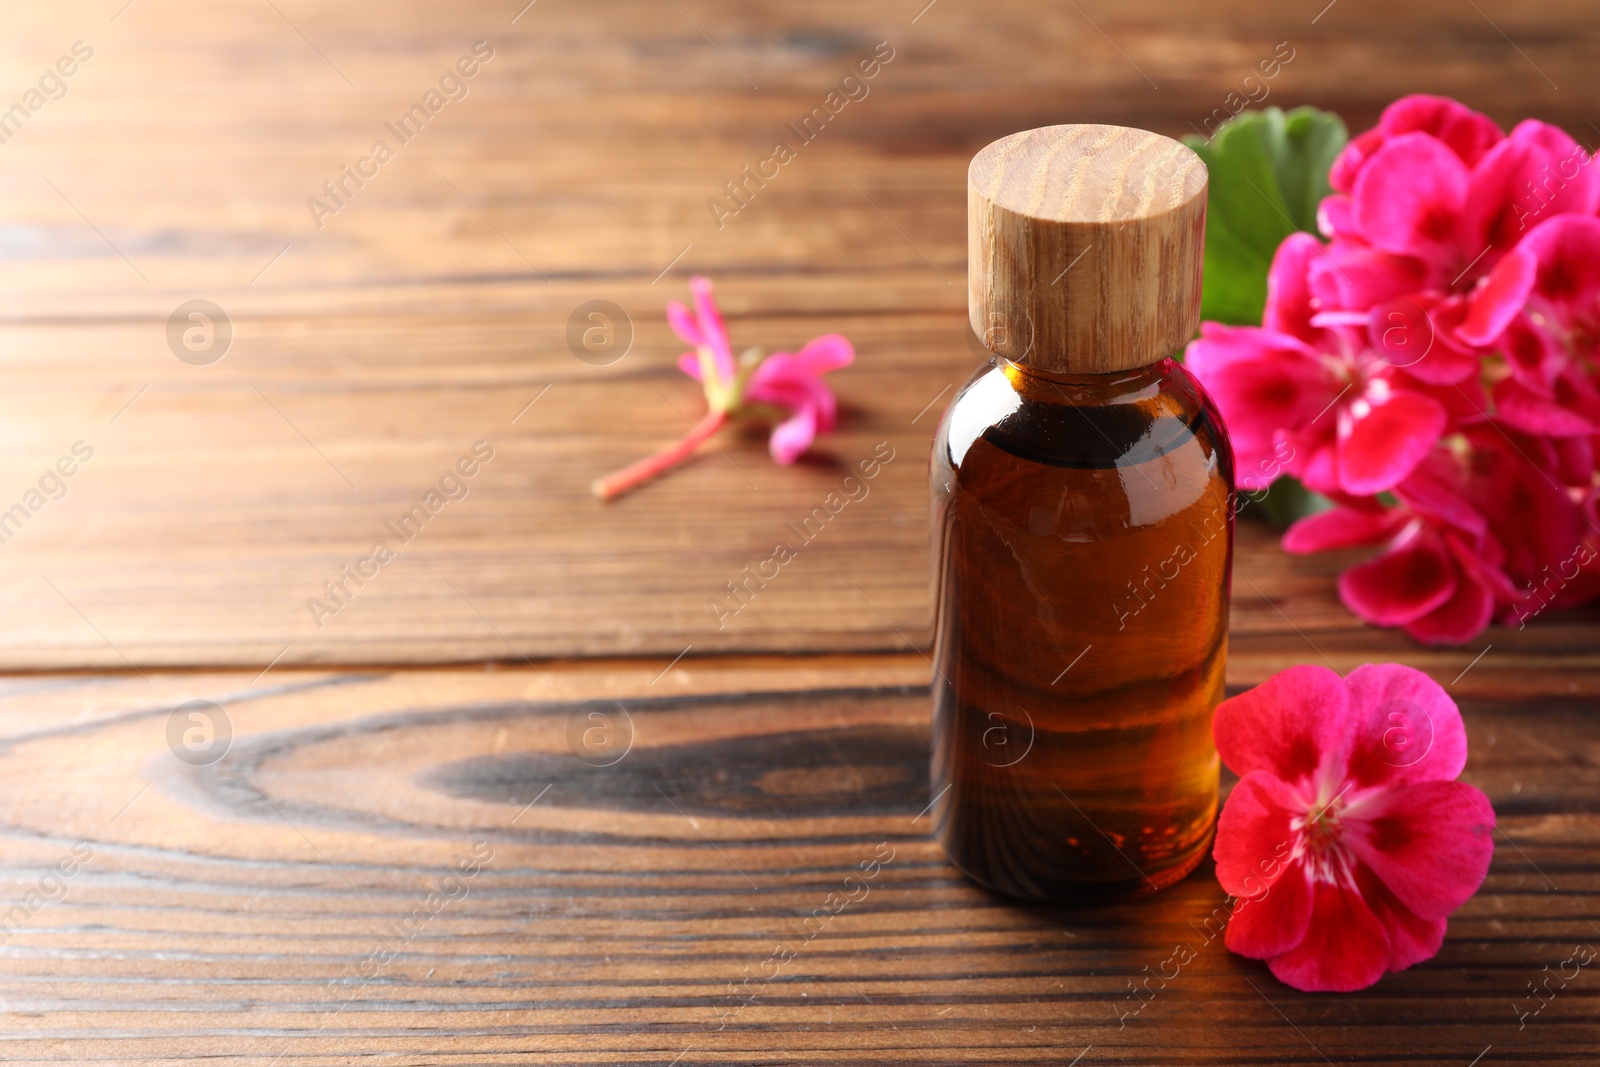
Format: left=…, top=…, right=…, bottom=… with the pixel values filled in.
left=935, top=358, right=1233, bottom=477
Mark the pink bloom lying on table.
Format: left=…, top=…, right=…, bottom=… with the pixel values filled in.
left=593, top=276, right=853, bottom=500
left=1185, top=94, right=1600, bottom=644
left=1213, top=663, right=1495, bottom=992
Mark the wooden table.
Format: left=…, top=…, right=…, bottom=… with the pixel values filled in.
left=0, top=0, right=1595, bottom=1062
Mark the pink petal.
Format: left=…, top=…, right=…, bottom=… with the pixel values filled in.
left=676, top=351, right=704, bottom=380
left=1338, top=525, right=1459, bottom=626
left=1354, top=863, right=1448, bottom=973
left=1213, top=665, right=1350, bottom=784
left=1465, top=432, right=1591, bottom=583
left=1378, top=95, right=1503, bottom=169
left=1308, top=242, right=1431, bottom=311
left=1281, top=423, right=1341, bottom=496
left=1445, top=530, right=1525, bottom=607
left=1316, top=194, right=1358, bottom=240
left=1346, top=779, right=1495, bottom=921
left=1494, top=377, right=1597, bottom=437
left=687, top=276, right=736, bottom=380
left=1500, top=314, right=1564, bottom=393
left=1393, top=451, right=1488, bottom=541
left=1266, top=879, right=1392, bottom=992
left=1263, top=233, right=1330, bottom=345
left=1519, top=215, right=1600, bottom=329
left=1282, top=506, right=1408, bottom=554
left=1457, top=246, right=1536, bottom=346
left=1555, top=435, right=1596, bottom=487
left=1183, top=325, right=1334, bottom=489
left=1337, top=390, right=1449, bottom=496
left=1330, top=95, right=1502, bottom=195
left=1183, top=323, right=1320, bottom=370
left=1463, top=139, right=1545, bottom=268
left=766, top=403, right=817, bottom=465
left=1339, top=663, right=1469, bottom=789
left=666, top=301, right=703, bottom=349
left=1467, top=124, right=1600, bottom=257
left=1366, top=297, right=1438, bottom=371
left=1330, top=128, right=1386, bottom=194
left=1404, top=573, right=1496, bottom=646
left=748, top=356, right=838, bottom=434
left=786, top=333, right=854, bottom=376
left=1385, top=297, right=1481, bottom=385
left=1434, top=374, right=1492, bottom=426
left=1506, top=119, right=1600, bottom=215
left=1352, top=133, right=1470, bottom=262
left=1215, top=773, right=1316, bottom=960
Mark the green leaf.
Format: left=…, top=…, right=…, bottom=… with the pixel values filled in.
left=1182, top=107, right=1348, bottom=326
left=1243, top=475, right=1334, bottom=527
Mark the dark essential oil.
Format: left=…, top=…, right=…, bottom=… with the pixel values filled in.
left=930, top=355, right=1234, bottom=900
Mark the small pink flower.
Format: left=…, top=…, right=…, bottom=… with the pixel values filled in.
left=677, top=328, right=854, bottom=466
left=1213, top=663, right=1495, bottom=992
left=593, top=277, right=853, bottom=500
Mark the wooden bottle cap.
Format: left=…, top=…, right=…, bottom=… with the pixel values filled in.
left=968, top=124, right=1208, bottom=374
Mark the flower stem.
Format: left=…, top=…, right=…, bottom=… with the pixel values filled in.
left=591, top=408, right=729, bottom=501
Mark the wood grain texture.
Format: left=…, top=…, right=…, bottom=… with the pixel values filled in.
left=0, top=0, right=1594, bottom=666
left=0, top=3, right=1595, bottom=1061
left=968, top=125, right=1206, bottom=372
left=0, top=656, right=1592, bottom=1064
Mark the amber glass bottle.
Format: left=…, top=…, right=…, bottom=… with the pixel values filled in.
left=930, top=124, right=1234, bottom=901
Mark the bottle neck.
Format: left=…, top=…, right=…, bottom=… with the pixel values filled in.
left=999, top=356, right=1173, bottom=403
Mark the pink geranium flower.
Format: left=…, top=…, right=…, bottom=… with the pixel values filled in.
left=1314, top=98, right=1594, bottom=358
left=1283, top=431, right=1600, bottom=643
left=1492, top=215, right=1600, bottom=442
left=593, top=277, right=853, bottom=500
left=1321, top=96, right=1595, bottom=303
left=1284, top=499, right=1502, bottom=647
left=1328, top=95, right=1504, bottom=195
left=1213, top=663, right=1495, bottom=992
left=1185, top=234, right=1465, bottom=496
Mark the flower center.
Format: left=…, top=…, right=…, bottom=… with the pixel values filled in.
left=1290, top=784, right=1354, bottom=885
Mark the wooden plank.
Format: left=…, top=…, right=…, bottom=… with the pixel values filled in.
left=0, top=656, right=1591, bottom=1063
left=0, top=0, right=1596, bottom=666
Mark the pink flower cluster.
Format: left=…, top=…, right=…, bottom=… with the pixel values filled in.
left=1187, top=96, right=1600, bottom=643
